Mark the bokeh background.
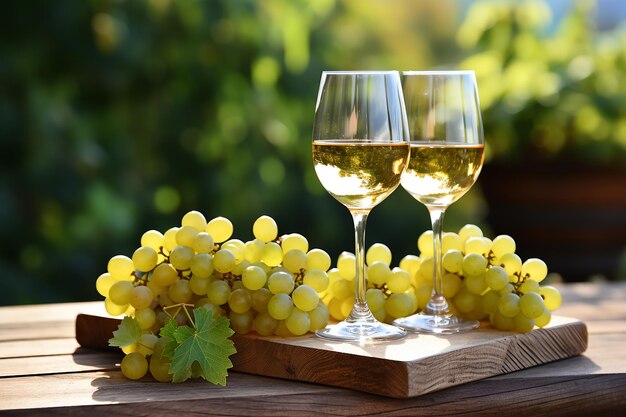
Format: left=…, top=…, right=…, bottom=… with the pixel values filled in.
left=2, top=0, right=626, bottom=305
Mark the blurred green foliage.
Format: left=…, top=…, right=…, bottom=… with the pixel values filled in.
left=1, top=0, right=624, bottom=305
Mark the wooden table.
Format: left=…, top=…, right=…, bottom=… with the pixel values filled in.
left=1, top=283, right=625, bottom=416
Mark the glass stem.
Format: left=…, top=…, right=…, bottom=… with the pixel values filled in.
left=348, top=209, right=371, bottom=321
left=426, top=206, right=450, bottom=315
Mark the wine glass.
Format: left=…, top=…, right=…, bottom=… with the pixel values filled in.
left=392, top=70, right=485, bottom=334
left=312, top=71, right=410, bottom=342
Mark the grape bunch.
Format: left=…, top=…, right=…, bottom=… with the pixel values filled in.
left=96, top=211, right=331, bottom=380
left=321, top=225, right=561, bottom=333
left=413, top=225, right=562, bottom=332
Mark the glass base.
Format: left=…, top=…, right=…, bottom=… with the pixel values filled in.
left=316, top=319, right=407, bottom=342
left=392, top=313, right=479, bottom=334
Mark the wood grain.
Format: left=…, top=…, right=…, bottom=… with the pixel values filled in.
left=75, top=313, right=588, bottom=398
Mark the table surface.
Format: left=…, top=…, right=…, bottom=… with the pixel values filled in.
left=1, top=282, right=625, bottom=416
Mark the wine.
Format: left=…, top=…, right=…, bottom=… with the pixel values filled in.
left=401, top=142, right=484, bottom=207
left=313, top=140, right=409, bottom=209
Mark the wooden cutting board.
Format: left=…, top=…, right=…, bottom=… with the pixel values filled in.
left=75, top=314, right=587, bottom=398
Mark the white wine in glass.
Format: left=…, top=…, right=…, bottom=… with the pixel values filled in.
left=312, top=71, right=410, bottom=342
left=393, top=70, right=485, bottom=334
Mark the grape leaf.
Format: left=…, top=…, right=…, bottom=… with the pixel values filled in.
left=108, top=316, right=141, bottom=347
left=168, top=307, right=236, bottom=384
left=159, top=318, right=179, bottom=361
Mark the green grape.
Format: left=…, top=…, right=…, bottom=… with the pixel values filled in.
left=498, top=253, right=522, bottom=277
left=121, top=352, right=148, bottom=380
left=372, top=306, right=386, bottom=322
left=518, top=279, right=540, bottom=294
left=251, top=287, right=272, bottom=312
left=306, top=248, right=331, bottom=272
left=168, top=279, right=192, bottom=304
left=458, top=224, right=483, bottom=243
left=254, top=311, right=279, bottom=336
left=151, top=263, right=178, bottom=287
left=330, top=278, right=352, bottom=300
left=539, top=285, right=562, bottom=311
left=303, top=270, right=329, bottom=292
left=122, top=343, right=138, bottom=355
left=387, top=268, right=410, bottom=293
left=109, top=280, right=134, bottom=305
left=367, top=261, right=391, bottom=286
left=464, top=237, right=492, bottom=256
left=136, top=333, right=159, bottom=356
left=481, top=290, right=500, bottom=314
left=499, top=283, right=515, bottom=295
left=442, top=232, right=462, bottom=252
left=384, top=293, right=413, bottom=319
left=491, top=235, right=516, bottom=259
left=267, top=293, right=294, bottom=320
left=491, top=311, right=515, bottom=331
left=229, top=310, right=254, bottom=334
left=222, top=241, right=244, bottom=264
left=133, top=246, right=159, bottom=272
left=268, top=271, right=295, bottom=294
left=416, top=285, right=433, bottom=310
left=274, top=319, right=294, bottom=337
left=190, top=253, right=214, bottom=278
left=442, top=250, right=463, bottom=273
left=514, top=314, right=535, bottom=333
left=521, top=258, right=548, bottom=283
left=366, top=288, right=385, bottom=312
left=485, top=265, right=509, bottom=291
left=405, top=290, right=418, bottom=313
left=327, top=297, right=344, bottom=321
left=399, top=255, right=421, bottom=278
left=189, top=275, right=210, bottom=295
left=453, top=288, right=478, bottom=314
left=141, top=230, right=164, bottom=251
left=241, top=265, right=267, bottom=291
left=519, top=292, right=545, bottom=319
left=158, top=291, right=175, bottom=308
left=213, top=249, right=236, bottom=273
left=261, top=242, right=283, bottom=267
left=229, top=288, right=252, bottom=314
left=417, top=256, right=434, bottom=282
left=442, top=272, right=462, bottom=298
left=108, top=255, right=135, bottom=281
left=176, top=225, right=199, bottom=248
left=182, top=210, right=207, bottom=231
left=281, top=233, right=308, bottom=254
left=337, top=252, right=356, bottom=280
left=130, top=285, right=154, bottom=310
left=366, top=243, right=392, bottom=266
left=282, top=249, right=307, bottom=274
left=104, top=297, right=128, bottom=316
left=192, top=232, right=215, bottom=254
left=244, top=239, right=264, bottom=263
left=498, top=293, right=521, bottom=318
left=163, top=227, right=180, bottom=253
left=198, top=301, right=223, bottom=318
left=535, top=306, right=552, bottom=328
left=462, top=253, right=488, bottom=276
left=417, top=230, right=434, bottom=257
left=170, top=246, right=194, bottom=271
left=231, top=260, right=250, bottom=276
left=308, top=303, right=329, bottom=331
left=146, top=280, right=165, bottom=298
left=96, top=273, right=116, bottom=297
left=207, top=280, right=231, bottom=306
left=292, top=285, right=319, bottom=312
left=253, top=215, right=278, bottom=243
left=149, top=355, right=172, bottom=382
left=286, top=308, right=310, bottom=336
left=232, top=280, right=246, bottom=291
left=205, top=216, right=233, bottom=243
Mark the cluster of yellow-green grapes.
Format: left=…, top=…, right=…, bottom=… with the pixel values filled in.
left=326, top=224, right=562, bottom=333
left=96, top=212, right=331, bottom=380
